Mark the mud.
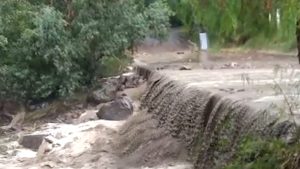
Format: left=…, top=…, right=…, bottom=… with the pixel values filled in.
left=0, top=93, right=191, bottom=169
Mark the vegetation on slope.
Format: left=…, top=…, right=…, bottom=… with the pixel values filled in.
left=225, top=136, right=300, bottom=169
left=0, top=0, right=172, bottom=103
left=168, top=0, right=300, bottom=50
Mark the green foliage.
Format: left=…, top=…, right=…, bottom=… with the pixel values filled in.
left=145, top=0, right=174, bottom=39
left=224, top=136, right=300, bottom=169
left=169, top=0, right=300, bottom=49
left=98, top=56, right=131, bottom=78
left=0, top=0, right=172, bottom=102
left=1, top=7, right=81, bottom=101
left=71, top=0, right=172, bottom=83
left=0, top=0, right=36, bottom=64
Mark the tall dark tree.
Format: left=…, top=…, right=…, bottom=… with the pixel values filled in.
left=296, top=20, right=300, bottom=63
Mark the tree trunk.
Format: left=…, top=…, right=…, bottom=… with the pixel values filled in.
left=297, top=19, right=300, bottom=64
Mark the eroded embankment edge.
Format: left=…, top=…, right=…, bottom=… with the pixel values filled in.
left=134, top=62, right=296, bottom=169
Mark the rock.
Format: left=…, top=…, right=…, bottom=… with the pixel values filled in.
left=19, top=134, right=48, bottom=150
left=87, top=72, right=143, bottom=105
left=87, top=84, right=118, bottom=105
left=124, top=76, right=138, bottom=88
left=179, top=65, right=192, bottom=70
left=121, top=73, right=140, bottom=89
left=177, top=51, right=185, bottom=55
left=96, top=95, right=133, bottom=121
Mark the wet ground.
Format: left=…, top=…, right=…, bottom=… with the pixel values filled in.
left=135, top=45, right=300, bottom=123
left=0, top=88, right=191, bottom=169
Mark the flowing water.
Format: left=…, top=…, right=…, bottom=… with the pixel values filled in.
left=135, top=66, right=296, bottom=169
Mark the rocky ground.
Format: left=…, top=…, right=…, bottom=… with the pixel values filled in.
left=0, top=82, right=192, bottom=169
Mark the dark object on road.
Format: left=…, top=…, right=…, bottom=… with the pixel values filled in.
left=96, top=94, right=133, bottom=121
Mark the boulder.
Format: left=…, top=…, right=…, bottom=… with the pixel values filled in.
left=96, top=95, right=133, bottom=121
left=124, top=76, right=138, bottom=88
left=86, top=72, right=143, bottom=105
left=87, top=82, right=118, bottom=105
left=122, top=73, right=140, bottom=88
left=18, top=134, right=48, bottom=150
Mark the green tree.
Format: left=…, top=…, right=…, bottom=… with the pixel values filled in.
left=169, top=0, right=300, bottom=47
left=1, top=7, right=81, bottom=102
left=0, top=0, right=172, bottom=103
left=71, top=0, right=172, bottom=83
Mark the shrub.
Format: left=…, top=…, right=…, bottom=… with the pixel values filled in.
left=224, top=136, right=300, bottom=169
left=0, top=7, right=81, bottom=102
left=0, top=0, right=172, bottom=103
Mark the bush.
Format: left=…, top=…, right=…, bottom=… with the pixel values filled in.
left=224, top=136, right=300, bottom=169
left=72, top=0, right=172, bottom=83
left=0, top=0, right=172, bottom=103
left=1, top=7, right=81, bottom=101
